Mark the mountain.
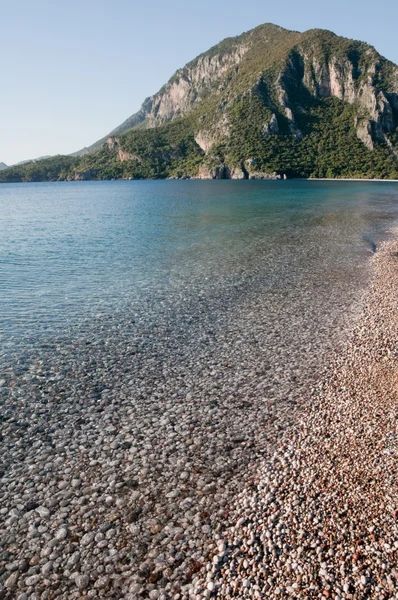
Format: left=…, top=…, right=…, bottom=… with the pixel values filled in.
left=1, top=23, right=398, bottom=182
left=0, top=162, right=7, bottom=171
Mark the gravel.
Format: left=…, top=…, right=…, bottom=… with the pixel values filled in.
left=192, top=236, right=398, bottom=599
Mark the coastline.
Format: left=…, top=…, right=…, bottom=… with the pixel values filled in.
left=194, top=233, right=398, bottom=598
left=0, top=176, right=398, bottom=185
left=2, top=176, right=398, bottom=184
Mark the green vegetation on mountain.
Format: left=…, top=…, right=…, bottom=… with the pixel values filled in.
left=1, top=24, right=398, bottom=183
left=0, top=156, right=77, bottom=183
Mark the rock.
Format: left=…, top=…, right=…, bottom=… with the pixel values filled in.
left=41, top=561, right=53, bottom=575
left=262, top=113, right=279, bottom=136
left=25, top=574, right=41, bottom=586
left=227, top=165, right=247, bottom=179
left=35, top=506, right=50, bottom=518
left=5, top=571, right=19, bottom=588
left=196, top=165, right=227, bottom=180
left=75, top=574, right=90, bottom=590
left=80, top=532, right=95, bottom=546
left=166, top=490, right=179, bottom=499
left=67, top=551, right=81, bottom=567
left=54, top=527, right=68, bottom=541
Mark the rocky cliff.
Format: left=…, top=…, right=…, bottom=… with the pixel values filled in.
left=278, top=34, right=398, bottom=150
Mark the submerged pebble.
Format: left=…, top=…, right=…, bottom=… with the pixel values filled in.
left=1, top=207, right=397, bottom=599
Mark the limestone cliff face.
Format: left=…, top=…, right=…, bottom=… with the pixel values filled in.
left=118, top=148, right=141, bottom=162
left=194, top=130, right=216, bottom=153
left=191, top=38, right=398, bottom=158
left=126, top=29, right=398, bottom=155
left=71, top=168, right=98, bottom=181
left=194, top=113, right=231, bottom=154
left=194, top=158, right=283, bottom=180
left=106, top=137, right=142, bottom=162
left=144, top=46, right=248, bottom=127
left=278, top=44, right=398, bottom=148
left=307, top=55, right=397, bottom=143
left=262, top=113, right=279, bottom=136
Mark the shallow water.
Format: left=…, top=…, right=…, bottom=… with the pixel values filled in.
left=1, top=180, right=398, bottom=596
left=1, top=180, right=398, bottom=358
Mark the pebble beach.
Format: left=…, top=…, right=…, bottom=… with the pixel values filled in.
left=1, top=219, right=398, bottom=598
left=192, top=236, right=398, bottom=599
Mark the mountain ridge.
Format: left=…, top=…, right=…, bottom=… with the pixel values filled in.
left=1, top=23, right=398, bottom=182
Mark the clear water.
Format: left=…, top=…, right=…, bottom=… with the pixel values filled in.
left=1, top=180, right=398, bottom=363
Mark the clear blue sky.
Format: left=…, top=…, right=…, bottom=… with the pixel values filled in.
left=2, top=0, right=397, bottom=165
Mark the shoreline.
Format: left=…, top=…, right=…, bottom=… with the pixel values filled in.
left=193, top=233, right=398, bottom=598
left=2, top=177, right=398, bottom=185
left=1, top=227, right=396, bottom=598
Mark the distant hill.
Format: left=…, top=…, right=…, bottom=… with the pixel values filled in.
left=0, top=162, right=7, bottom=171
left=1, top=23, right=398, bottom=182
left=15, top=155, right=52, bottom=166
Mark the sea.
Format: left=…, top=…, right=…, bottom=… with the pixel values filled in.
left=1, top=179, right=398, bottom=376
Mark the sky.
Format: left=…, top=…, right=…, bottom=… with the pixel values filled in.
left=1, top=0, right=398, bottom=165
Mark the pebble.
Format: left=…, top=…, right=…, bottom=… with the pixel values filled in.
left=41, top=561, right=53, bottom=575
left=75, top=574, right=90, bottom=590
left=55, top=527, right=68, bottom=541
left=5, top=571, right=19, bottom=588
left=35, top=506, right=50, bottom=518
left=81, top=532, right=95, bottom=546
left=25, top=575, right=41, bottom=586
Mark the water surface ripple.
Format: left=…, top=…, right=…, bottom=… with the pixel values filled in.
left=1, top=180, right=398, bottom=360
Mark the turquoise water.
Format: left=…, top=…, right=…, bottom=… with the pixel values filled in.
left=1, top=180, right=398, bottom=360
